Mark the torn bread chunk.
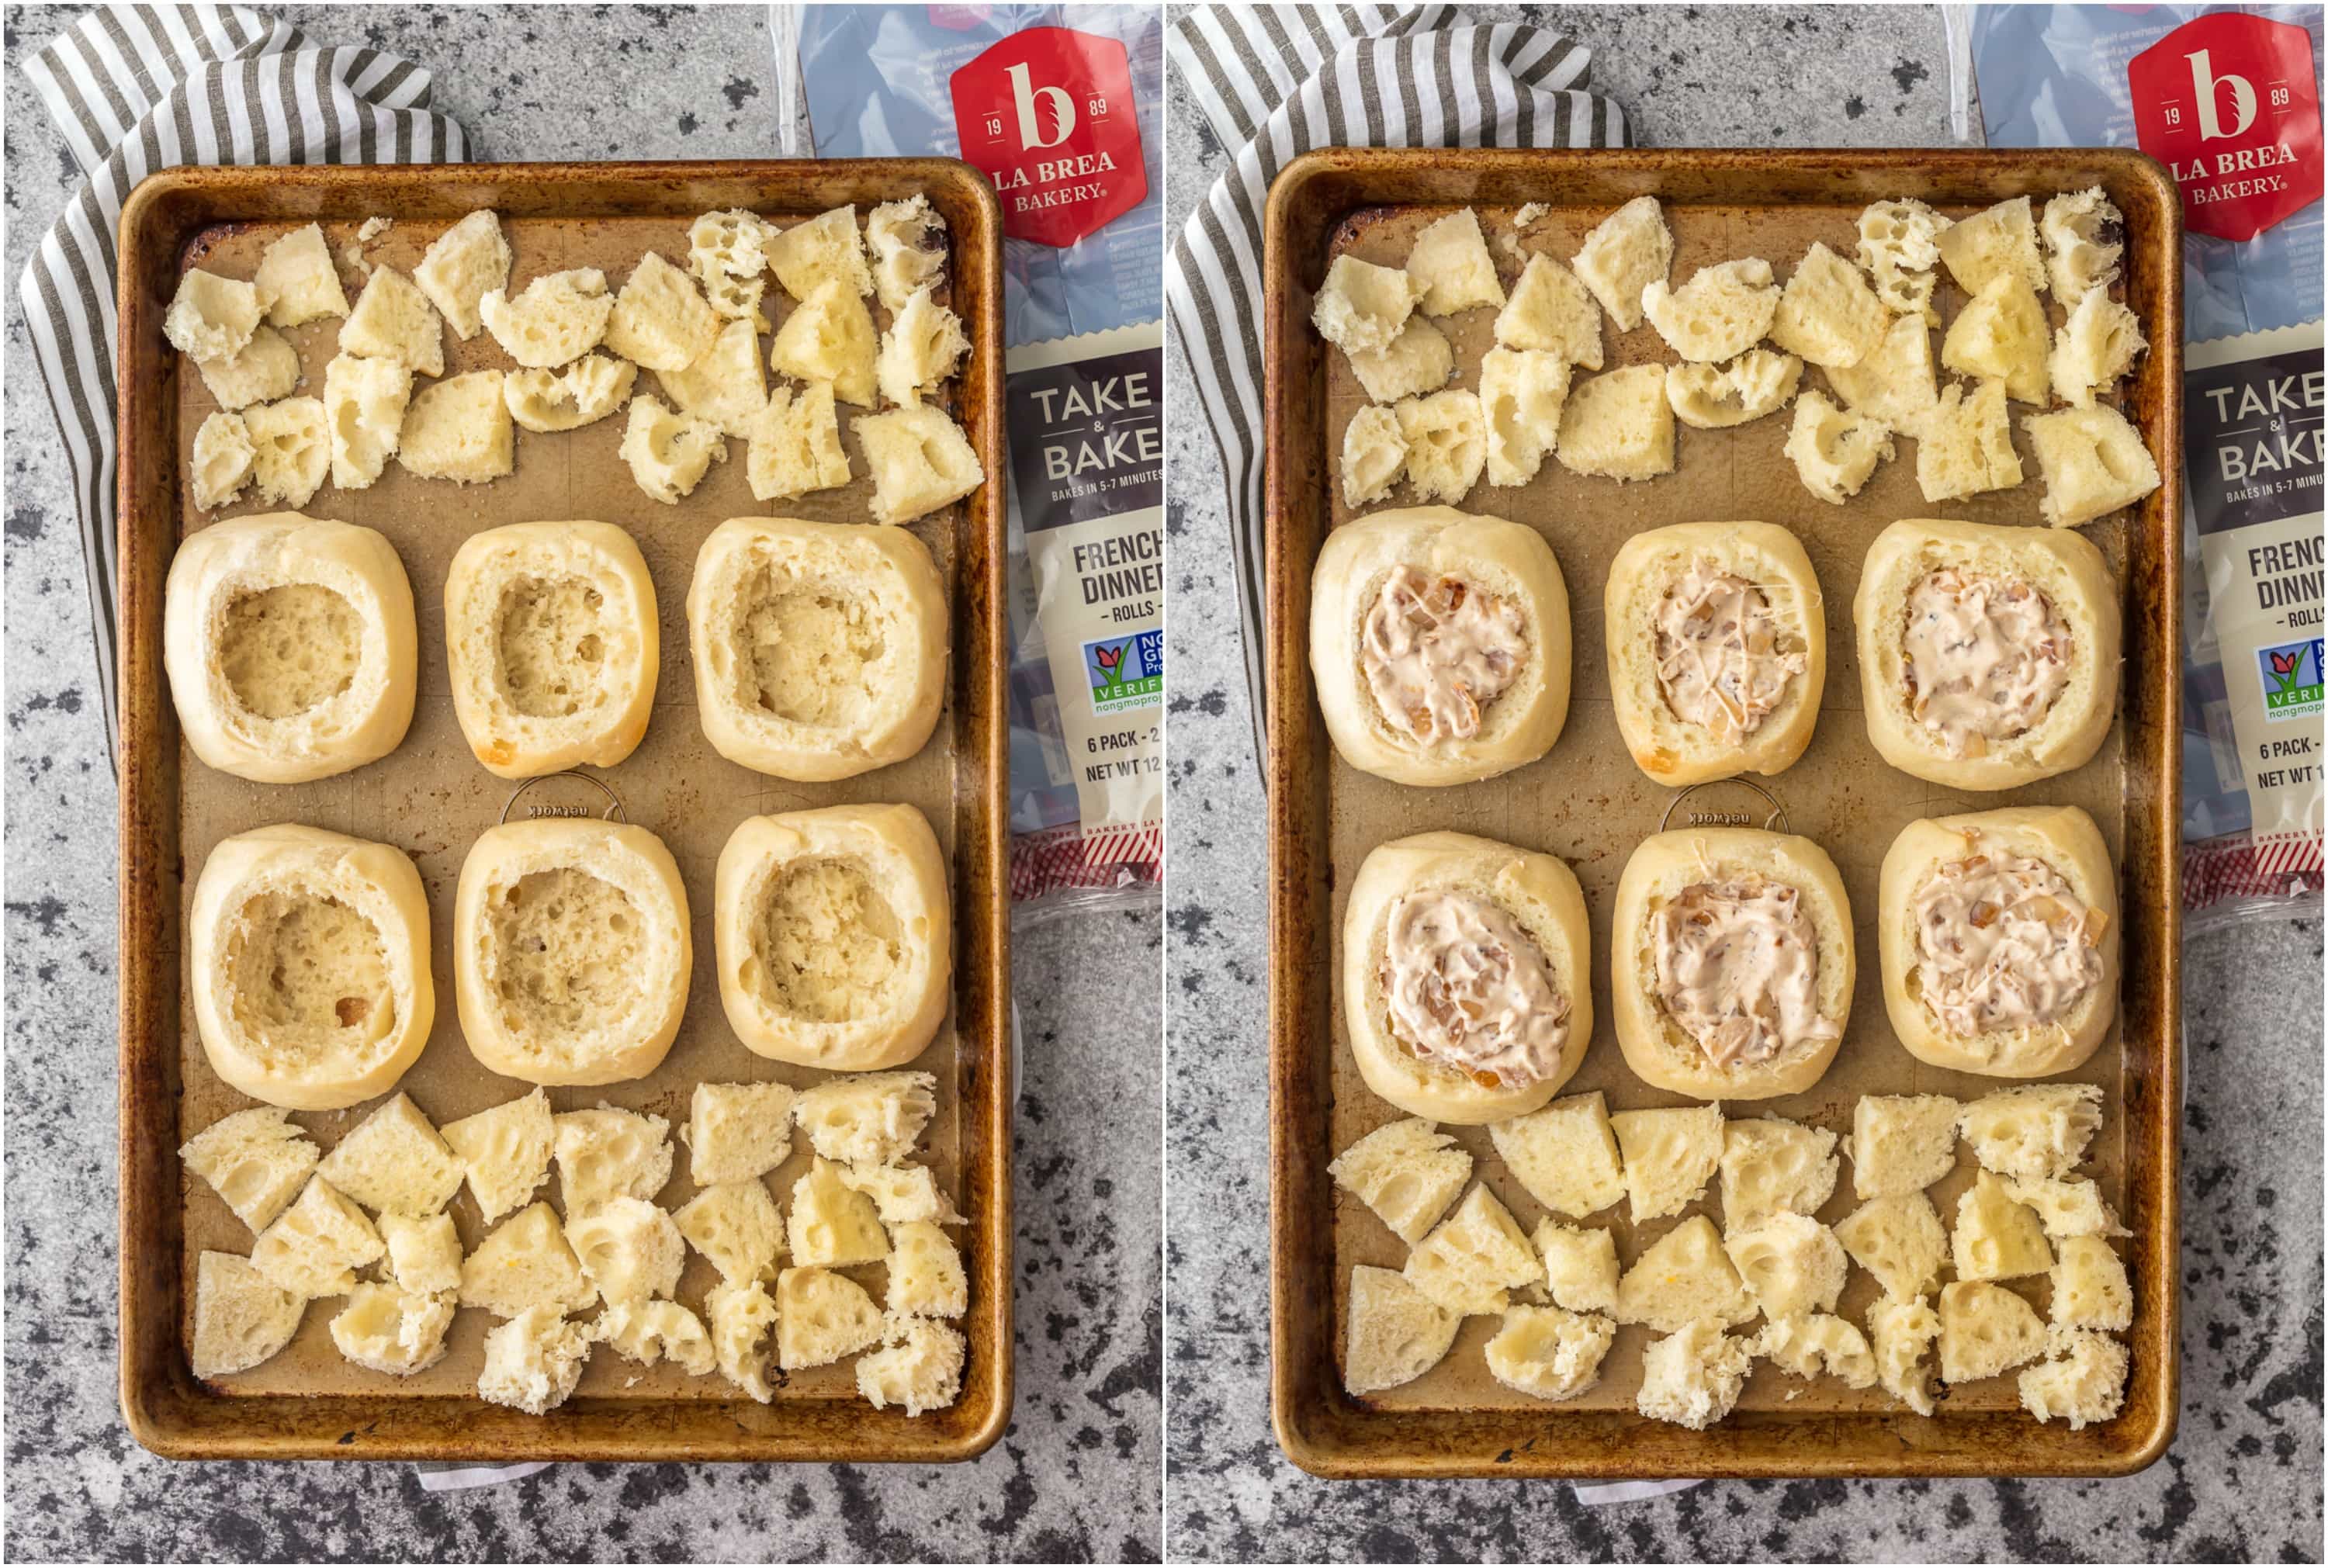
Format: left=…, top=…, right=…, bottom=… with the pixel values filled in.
left=397, top=370, right=514, bottom=484
left=504, top=354, right=636, bottom=433
left=1327, top=1117, right=1470, bottom=1244
left=322, top=353, right=414, bottom=490
left=2025, top=404, right=2160, bottom=528
left=1665, top=350, right=1800, bottom=429
left=255, top=223, right=350, bottom=327
left=1914, top=379, right=2022, bottom=502
left=165, top=269, right=264, bottom=362
left=241, top=396, right=329, bottom=507
left=770, top=278, right=878, bottom=407
left=1855, top=198, right=1949, bottom=324
left=745, top=381, right=852, bottom=500
left=478, top=1304, right=591, bottom=1414
left=1534, top=1220, right=1619, bottom=1314
left=690, top=207, right=777, bottom=327
left=1869, top=1294, right=1942, bottom=1414
left=481, top=268, right=614, bottom=368
left=874, top=286, right=970, bottom=409
left=194, top=325, right=300, bottom=411
left=2050, top=289, right=2148, bottom=407
left=867, top=195, right=950, bottom=313
left=191, top=411, right=255, bottom=511
left=1405, top=208, right=1506, bottom=315
left=767, top=206, right=874, bottom=302
left=1570, top=196, right=1671, bottom=332
left=2040, top=187, right=2124, bottom=305
left=1478, top=347, right=1571, bottom=486
left=660, top=317, right=770, bottom=438
left=2020, top=1327, right=2128, bottom=1428
left=857, top=404, right=984, bottom=524
left=1637, top=1318, right=1750, bottom=1429
left=1339, top=403, right=1408, bottom=508
left=1641, top=258, right=1780, bottom=364
left=1557, top=364, right=1673, bottom=481
left=1943, top=272, right=2050, bottom=404
left=1484, top=1303, right=1614, bottom=1400
left=1347, top=317, right=1453, bottom=406
left=618, top=393, right=728, bottom=504
left=1754, top=1311, right=1878, bottom=1389
left=1823, top=313, right=1937, bottom=429
left=1938, top=195, right=2047, bottom=298
left=1392, top=390, right=1488, bottom=503
left=1784, top=389, right=1893, bottom=504
left=1723, top=1210, right=1846, bottom=1320
left=191, top=1251, right=304, bottom=1377
left=1314, top=253, right=1422, bottom=358
left=413, top=209, right=511, bottom=340
left=1343, top=1263, right=1459, bottom=1394
left=1495, top=254, right=1603, bottom=369
left=179, top=1107, right=318, bottom=1233
left=1937, top=1279, right=2047, bottom=1383
left=1490, top=1091, right=1625, bottom=1220
left=605, top=250, right=719, bottom=374
left=339, top=265, right=445, bottom=377
left=1769, top=242, right=1885, bottom=369
left=857, top=1316, right=966, bottom=1415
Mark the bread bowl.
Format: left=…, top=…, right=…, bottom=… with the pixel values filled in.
left=164, top=512, right=417, bottom=783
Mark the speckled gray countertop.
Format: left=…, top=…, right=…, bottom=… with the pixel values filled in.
left=3, top=5, right=1158, bottom=1560
left=1163, top=5, right=2323, bottom=1561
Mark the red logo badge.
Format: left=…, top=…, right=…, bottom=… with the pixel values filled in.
left=950, top=25, right=1147, bottom=248
left=2129, top=13, right=2323, bottom=243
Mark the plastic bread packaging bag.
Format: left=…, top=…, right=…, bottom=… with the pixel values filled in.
left=776, top=3, right=1165, bottom=926
left=1956, top=4, right=2323, bottom=936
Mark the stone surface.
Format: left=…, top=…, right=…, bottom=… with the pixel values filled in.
left=1162, top=4, right=2323, bottom=1561
left=2, top=5, right=1158, bottom=1559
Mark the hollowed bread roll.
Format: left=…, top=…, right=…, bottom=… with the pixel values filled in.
left=444, top=521, right=659, bottom=780
left=1613, top=828, right=1852, bottom=1101
left=456, top=819, right=691, bottom=1085
left=1605, top=521, right=1824, bottom=787
left=1855, top=518, right=2119, bottom=791
left=190, top=825, right=434, bottom=1110
left=1880, top=805, right=2118, bottom=1078
left=1308, top=507, right=1571, bottom=787
left=1342, top=831, right=1593, bottom=1124
left=715, top=804, right=951, bottom=1071
left=164, top=513, right=417, bottom=783
left=687, top=517, right=947, bottom=781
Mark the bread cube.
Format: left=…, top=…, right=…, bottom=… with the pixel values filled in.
left=1405, top=208, right=1505, bottom=315
left=1937, top=1279, right=2047, bottom=1383
left=339, top=265, right=444, bottom=376
left=480, top=268, right=613, bottom=368
left=1342, top=1263, right=1458, bottom=1394
left=397, top=369, right=514, bottom=484
left=255, top=223, right=350, bottom=327
left=1822, top=312, right=1937, bottom=427
left=684, top=1080, right=797, bottom=1186
left=1478, top=346, right=1571, bottom=486
left=796, top=1071, right=938, bottom=1166
left=2027, top=402, right=2160, bottom=528
left=874, top=285, right=969, bottom=409
left=837, top=1161, right=961, bottom=1227
left=1959, top=1083, right=2103, bottom=1179
left=592, top=1297, right=716, bottom=1375
left=553, top=1106, right=674, bottom=1212
left=1724, top=1210, right=1846, bottom=1319
left=1490, top=1091, right=1625, bottom=1220
left=1952, top=1170, right=2056, bottom=1282
left=1784, top=388, right=1893, bottom=504
left=1609, top=1102, right=1723, bottom=1222
left=776, top=1265, right=885, bottom=1371
left=1391, top=389, right=1486, bottom=502
left=1641, top=258, right=1779, bottom=363
left=788, top=1156, right=890, bottom=1268
left=1328, top=1120, right=1468, bottom=1245
left=707, top=1278, right=784, bottom=1398
left=190, top=410, right=255, bottom=511
left=605, top=250, right=719, bottom=373
left=194, top=325, right=300, bottom=410
left=321, top=352, right=413, bottom=490
left=1484, top=1303, right=1614, bottom=1400
left=1755, top=1310, right=1877, bottom=1389
left=1403, top=1183, right=1540, bottom=1316
left=2020, top=1328, right=2128, bottom=1428
left=441, top=1088, right=556, bottom=1224
left=1637, top=1318, right=1750, bottom=1429
left=459, top=1200, right=597, bottom=1319
left=689, top=207, right=777, bottom=327
left=1914, top=379, right=2022, bottom=502
left=1833, top=1192, right=1947, bottom=1301
left=2049, top=1234, right=2133, bottom=1331
left=1533, top=1220, right=1618, bottom=1314
left=413, top=209, right=511, bottom=340
left=330, top=1281, right=455, bottom=1375
left=618, top=393, right=728, bottom=504
left=478, top=1303, right=591, bottom=1414
left=2005, top=1176, right=2125, bottom=1240
left=867, top=195, right=949, bottom=313
left=768, top=206, right=873, bottom=302
left=1848, top=1093, right=1961, bottom=1199
left=887, top=1219, right=968, bottom=1317
left=1312, top=253, right=1420, bottom=357
left=857, top=405, right=984, bottom=524
left=1616, top=1214, right=1756, bottom=1332
left=1555, top=365, right=1674, bottom=482
left=1665, top=350, right=1800, bottom=429
left=1770, top=243, right=1886, bottom=369
left=1339, top=403, right=1408, bottom=508
left=165, top=268, right=263, bottom=362
left=316, top=1092, right=463, bottom=1217
left=771, top=278, right=878, bottom=406
left=1855, top=198, right=1949, bottom=322
left=742, top=381, right=850, bottom=501
left=1346, top=317, right=1453, bottom=405
left=1869, top=1294, right=1942, bottom=1414
left=2041, top=187, right=2123, bottom=305
left=504, top=354, right=636, bottom=432
left=857, top=1317, right=966, bottom=1414
left=251, top=1175, right=383, bottom=1297
left=674, top=1178, right=785, bottom=1286
left=1938, top=195, right=2046, bottom=297
left=240, top=396, right=330, bottom=507
left=1570, top=196, right=1672, bottom=332
left=1719, top=1116, right=1840, bottom=1227
left=2049, top=289, right=2147, bottom=407
left=655, top=317, right=768, bottom=438
left=378, top=1211, right=462, bottom=1296
left=181, top=1106, right=319, bottom=1232
left=1942, top=272, right=2049, bottom=403
left=566, top=1196, right=684, bottom=1305
left=1495, top=253, right=1603, bottom=368
left=191, top=1251, right=303, bottom=1377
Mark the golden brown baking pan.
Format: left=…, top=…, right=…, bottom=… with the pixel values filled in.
left=1264, top=147, right=2183, bottom=1479
left=116, top=161, right=1010, bottom=1462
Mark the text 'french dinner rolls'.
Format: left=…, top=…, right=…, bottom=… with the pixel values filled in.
left=715, top=804, right=952, bottom=1072
left=443, top=521, right=660, bottom=779
left=1308, top=507, right=1571, bottom=787
left=1880, top=805, right=2120, bottom=1078
left=455, top=819, right=691, bottom=1085
left=1613, top=827, right=1853, bottom=1100
left=1603, top=521, right=1825, bottom=787
left=1855, top=517, right=2120, bottom=791
left=163, top=513, right=417, bottom=783
left=687, top=517, right=947, bottom=781
left=189, top=825, right=434, bottom=1110
left=1341, top=831, right=1592, bottom=1124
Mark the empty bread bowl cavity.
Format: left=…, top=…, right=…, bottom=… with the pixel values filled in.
left=445, top=521, right=658, bottom=779
left=687, top=517, right=947, bottom=782
left=715, top=804, right=951, bottom=1071
left=164, top=513, right=417, bottom=784
left=455, top=819, right=691, bottom=1085
left=190, top=825, right=433, bottom=1109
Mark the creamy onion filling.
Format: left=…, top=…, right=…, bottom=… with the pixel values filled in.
left=1912, top=851, right=2103, bottom=1035
left=1653, top=563, right=1805, bottom=744
left=1360, top=566, right=1527, bottom=745
left=1902, top=569, right=2071, bottom=758
left=1380, top=890, right=1567, bottom=1088
left=1651, top=879, right=1837, bottom=1068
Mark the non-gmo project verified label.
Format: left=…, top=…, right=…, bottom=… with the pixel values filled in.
left=2259, top=637, right=2325, bottom=719
left=1085, top=628, right=1162, bottom=714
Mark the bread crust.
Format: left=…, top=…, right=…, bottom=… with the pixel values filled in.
left=1308, top=507, right=1571, bottom=786
left=715, top=804, right=952, bottom=1071
left=1603, top=521, right=1826, bottom=786
left=455, top=819, right=691, bottom=1085
left=1612, top=827, right=1854, bottom=1100
left=1341, top=830, right=1594, bottom=1123
left=1854, top=517, right=2120, bottom=790
left=164, top=512, right=417, bottom=783
left=1879, top=805, right=2119, bottom=1077
left=190, top=824, right=434, bottom=1109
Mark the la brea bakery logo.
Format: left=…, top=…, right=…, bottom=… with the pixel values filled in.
left=2129, top=13, right=2322, bottom=242
left=951, top=24, right=1148, bottom=247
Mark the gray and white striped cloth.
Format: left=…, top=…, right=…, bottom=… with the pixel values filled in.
left=1164, top=2, right=1628, bottom=770
left=16, top=2, right=469, bottom=770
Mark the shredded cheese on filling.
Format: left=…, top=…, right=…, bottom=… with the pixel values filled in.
left=1653, top=563, right=1805, bottom=744
left=1381, top=890, right=1567, bottom=1088
left=1361, top=566, right=1527, bottom=745
left=1912, top=850, right=2102, bottom=1035
left=1652, top=879, right=1837, bottom=1067
left=1903, top=569, right=2071, bottom=758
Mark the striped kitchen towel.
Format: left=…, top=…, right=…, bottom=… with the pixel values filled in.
left=16, top=2, right=470, bottom=770
left=1164, top=3, right=1629, bottom=770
